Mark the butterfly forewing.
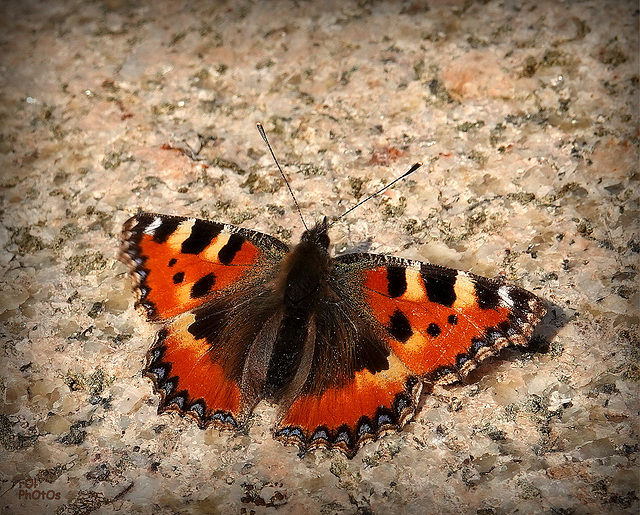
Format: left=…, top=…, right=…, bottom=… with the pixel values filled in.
left=120, top=213, right=288, bottom=321
left=335, top=253, right=547, bottom=383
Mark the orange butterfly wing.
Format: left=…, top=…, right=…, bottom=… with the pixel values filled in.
left=354, top=257, right=546, bottom=382
left=120, top=213, right=288, bottom=427
left=120, top=213, right=287, bottom=321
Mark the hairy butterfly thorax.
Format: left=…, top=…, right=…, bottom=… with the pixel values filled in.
left=119, top=125, right=547, bottom=458
left=278, top=219, right=331, bottom=306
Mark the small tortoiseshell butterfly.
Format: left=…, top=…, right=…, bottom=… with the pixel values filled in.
left=120, top=127, right=547, bottom=458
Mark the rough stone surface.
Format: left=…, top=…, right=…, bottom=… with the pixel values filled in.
left=1, top=1, right=638, bottom=514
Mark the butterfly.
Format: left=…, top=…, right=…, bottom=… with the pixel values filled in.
left=119, top=129, right=547, bottom=459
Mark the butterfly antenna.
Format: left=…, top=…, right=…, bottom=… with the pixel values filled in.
left=256, top=123, right=308, bottom=231
left=328, top=161, right=422, bottom=229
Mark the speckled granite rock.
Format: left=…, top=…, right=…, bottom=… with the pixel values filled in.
left=1, top=1, right=637, bottom=514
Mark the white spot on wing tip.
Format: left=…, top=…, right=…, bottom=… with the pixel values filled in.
left=498, top=285, right=514, bottom=308
left=144, top=216, right=163, bottom=235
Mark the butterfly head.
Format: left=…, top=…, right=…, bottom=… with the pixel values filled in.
left=300, top=217, right=330, bottom=250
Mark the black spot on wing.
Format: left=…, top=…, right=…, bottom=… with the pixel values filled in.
left=421, top=265, right=457, bottom=307
left=218, top=233, right=245, bottom=265
left=181, top=220, right=222, bottom=255
left=168, top=258, right=177, bottom=267
left=386, top=266, right=407, bottom=298
left=426, top=322, right=441, bottom=337
left=353, top=333, right=390, bottom=374
left=475, top=278, right=501, bottom=310
left=153, top=217, right=180, bottom=244
left=387, top=309, right=413, bottom=343
left=172, top=272, right=185, bottom=284
left=448, top=314, right=458, bottom=325
left=187, top=308, right=226, bottom=344
left=191, top=273, right=215, bottom=298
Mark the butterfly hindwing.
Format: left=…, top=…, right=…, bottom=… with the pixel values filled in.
left=276, top=356, right=422, bottom=458
left=271, top=275, right=423, bottom=456
left=145, top=313, right=243, bottom=428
